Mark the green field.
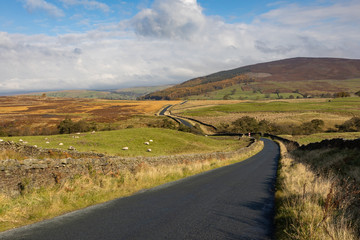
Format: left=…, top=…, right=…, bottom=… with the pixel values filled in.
left=179, top=98, right=360, bottom=117
left=2, top=128, right=249, bottom=157
left=187, top=84, right=303, bottom=100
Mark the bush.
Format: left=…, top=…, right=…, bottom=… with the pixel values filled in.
left=336, top=117, right=360, bottom=132
left=58, top=118, right=97, bottom=134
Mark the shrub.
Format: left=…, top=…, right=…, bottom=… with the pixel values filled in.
left=58, top=118, right=97, bottom=134
left=336, top=117, right=360, bottom=132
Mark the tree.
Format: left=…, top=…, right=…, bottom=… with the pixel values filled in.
left=231, top=116, right=259, bottom=133
left=336, top=117, right=360, bottom=132
left=58, top=118, right=74, bottom=134
left=334, top=92, right=350, bottom=98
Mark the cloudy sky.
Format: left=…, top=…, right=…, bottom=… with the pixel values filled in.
left=0, top=0, right=359, bottom=94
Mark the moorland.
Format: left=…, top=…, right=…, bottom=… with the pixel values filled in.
left=1, top=57, right=360, bottom=238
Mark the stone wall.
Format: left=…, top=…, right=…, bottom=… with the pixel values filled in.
left=0, top=140, right=259, bottom=196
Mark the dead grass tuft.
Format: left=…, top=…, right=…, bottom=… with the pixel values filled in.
left=275, top=141, right=359, bottom=240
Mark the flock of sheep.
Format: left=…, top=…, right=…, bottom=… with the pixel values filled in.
left=122, top=139, right=153, bottom=152
left=1, top=133, right=155, bottom=154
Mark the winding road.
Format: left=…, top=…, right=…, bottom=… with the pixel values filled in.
left=159, top=104, right=194, bottom=128
left=0, top=139, right=279, bottom=240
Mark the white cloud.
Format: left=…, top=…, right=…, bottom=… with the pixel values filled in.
left=131, top=0, right=205, bottom=40
left=23, top=0, right=64, bottom=17
left=1, top=0, right=360, bottom=93
left=60, top=0, right=110, bottom=13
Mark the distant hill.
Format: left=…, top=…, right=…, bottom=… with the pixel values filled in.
left=142, top=57, right=360, bottom=100
left=30, top=85, right=173, bottom=100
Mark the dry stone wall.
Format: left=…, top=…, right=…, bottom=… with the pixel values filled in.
left=0, top=140, right=259, bottom=196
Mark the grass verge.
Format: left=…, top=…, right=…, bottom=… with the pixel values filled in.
left=275, top=141, right=359, bottom=239
left=0, top=141, right=264, bottom=232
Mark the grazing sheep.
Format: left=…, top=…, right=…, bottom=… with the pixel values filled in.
left=147, top=149, right=152, bottom=152
left=59, top=143, right=64, bottom=146
left=33, top=145, right=37, bottom=148
left=122, top=147, right=129, bottom=150
left=149, top=140, right=153, bottom=142
left=144, top=142, right=150, bottom=145
left=91, top=131, right=96, bottom=134
left=0, top=139, right=3, bottom=142
left=19, top=139, right=23, bottom=142
left=46, top=141, right=50, bottom=144
left=74, top=136, right=80, bottom=139
left=68, top=146, right=76, bottom=150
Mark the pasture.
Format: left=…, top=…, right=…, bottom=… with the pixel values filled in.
left=172, top=98, right=360, bottom=129
left=1, top=128, right=250, bottom=157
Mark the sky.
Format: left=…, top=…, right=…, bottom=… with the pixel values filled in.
left=0, top=0, right=359, bottom=94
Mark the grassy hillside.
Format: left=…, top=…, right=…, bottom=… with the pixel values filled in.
left=143, top=58, right=360, bottom=100
left=1, top=128, right=249, bottom=157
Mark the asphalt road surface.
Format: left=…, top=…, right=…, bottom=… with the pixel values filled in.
left=1, top=138, right=279, bottom=240
left=158, top=105, right=173, bottom=116
left=158, top=104, right=193, bottom=128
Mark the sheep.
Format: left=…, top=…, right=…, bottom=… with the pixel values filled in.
left=68, top=146, right=76, bottom=150
left=144, top=142, right=150, bottom=145
left=0, top=139, right=3, bottom=142
left=147, top=149, right=152, bottom=152
left=122, top=147, right=129, bottom=150
left=149, top=140, right=153, bottom=142
left=19, top=139, right=23, bottom=142
left=59, top=143, right=64, bottom=146
left=33, top=145, right=37, bottom=148
left=46, top=141, right=50, bottom=144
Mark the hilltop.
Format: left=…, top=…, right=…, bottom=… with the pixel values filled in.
left=142, top=57, right=360, bottom=100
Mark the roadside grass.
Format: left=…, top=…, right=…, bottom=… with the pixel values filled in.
left=0, top=141, right=264, bottom=232
left=1, top=128, right=250, bottom=157
left=280, top=132, right=360, bottom=145
left=275, top=141, right=359, bottom=240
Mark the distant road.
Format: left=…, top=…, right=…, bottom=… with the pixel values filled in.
left=1, top=139, right=279, bottom=240
left=159, top=104, right=193, bottom=128
left=158, top=104, right=173, bottom=116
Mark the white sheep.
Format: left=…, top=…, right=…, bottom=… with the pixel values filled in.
left=0, top=139, right=3, bottom=142
left=68, top=146, right=76, bottom=150
left=33, top=145, right=37, bottom=148
left=46, top=141, right=50, bottom=144
left=149, top=140, right=153, bottom=142
left=19, top=139, right=23, bottom=142
left=122, top=147, right=129, bottom=150
left=59, top=143, right=64, bottom=146
left=147, top=149, right=152, bottom=152
left=144, top=142, right=150, bottom=145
